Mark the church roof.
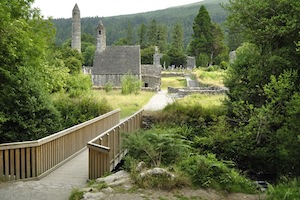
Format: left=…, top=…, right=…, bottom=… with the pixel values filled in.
left=92, top=45, right=141, bottom=75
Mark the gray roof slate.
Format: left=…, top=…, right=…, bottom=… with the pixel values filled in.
left=92, top=45, right=141, bottom=75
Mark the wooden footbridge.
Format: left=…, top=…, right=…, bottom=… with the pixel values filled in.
left=0, top=109, right=143, bottom=181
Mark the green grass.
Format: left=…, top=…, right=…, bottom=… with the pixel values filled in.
left=176, top=93, right=226, bottom=108
left=93, top=90, right=155, bottom=118
left=161, top=77, right=187, bottom=90
left=194, top=68, right=225, bottom=87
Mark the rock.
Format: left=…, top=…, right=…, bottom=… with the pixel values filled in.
left=83, top=191, right=105, bottom=200
left=140, top=167, right=176, bottom=179
left=136, top=161, right=147, bottom=172
left=96, top=170, right=130, bottom=187
left=102, top=187, right=114, bottom=193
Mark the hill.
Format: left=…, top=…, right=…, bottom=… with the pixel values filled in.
left=52, top=0, right=228, bottom=47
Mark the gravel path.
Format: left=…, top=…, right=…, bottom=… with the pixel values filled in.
left=143, top=90, right=174, bottom=111
left=0, top=90, right=173, bottom=200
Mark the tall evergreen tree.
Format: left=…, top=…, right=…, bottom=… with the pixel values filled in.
left=156, top=24, right=168, bottom=53
left=168, top=23, right=186, bottom=66
left=138, top=23, right=148, bottom=49
left=126, top=22, right=134, bottom=45
left=147, top=19, right=158, bottom=46
left=189, top=5, right=213, bottom=66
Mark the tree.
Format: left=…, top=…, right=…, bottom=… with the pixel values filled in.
left=126, top=22, right=134, bottom=45
left=138, top=23, right=148, bottom=49
left=156, top=24, right=168, bottom=53
left=189, top=5, right=213, bottom=66
left=225, top=0, right=300, bottom=113
left=147, top=19, right=158, bottom=46
left=167, top=23, right=187, bottom=67
left=222, top=0, right=300, bottom=177
left=0, top=0, right=62, bottom=142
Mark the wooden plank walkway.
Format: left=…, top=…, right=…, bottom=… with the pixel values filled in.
left=0, top=149, right=88, bottom=200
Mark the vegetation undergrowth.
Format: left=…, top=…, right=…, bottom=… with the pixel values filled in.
left=194, top=68, right=225, bottom=87
left=161, top=76, right=187, bottom=89
left=93, top=90, right=154, bottom=119
left=266, top=178, right=300, bottom=200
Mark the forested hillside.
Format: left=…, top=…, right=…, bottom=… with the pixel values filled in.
left=52, top=0, right=228, bottom=46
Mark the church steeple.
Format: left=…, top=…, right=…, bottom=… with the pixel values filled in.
left=96, top=21, right=106, bottom=53
left=71, top=4, right=81, bottom=52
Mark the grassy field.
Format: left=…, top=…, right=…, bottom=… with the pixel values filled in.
left=194, top=68, right=225, bottom=87
left=93, top=90, right=155, bottom=118
left=176, top=93, right=226, bottom=108
left=161, top=77, right=187, bottom=90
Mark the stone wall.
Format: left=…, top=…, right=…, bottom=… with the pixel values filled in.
left=141, top=64, right=161, bottom=90
left=92, top=74, right=140, bottom=86
left=168, top=86, right=228, bottom=97
left=161, top=72, right=185, bottom=77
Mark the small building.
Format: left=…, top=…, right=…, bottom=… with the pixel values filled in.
left=91, top=21, right=161, bottom=90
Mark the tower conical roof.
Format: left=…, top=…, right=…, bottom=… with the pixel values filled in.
left=73, top=3, right=80, bottom=11
left=96, top=21, right=105, bottom=30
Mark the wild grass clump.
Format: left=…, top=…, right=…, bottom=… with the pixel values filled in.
left=69, top=189, right=84, bottom=200
left=179, top=153, right=257, bottom=194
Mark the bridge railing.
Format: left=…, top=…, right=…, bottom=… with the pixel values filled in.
left=0, top=109, right=120, bottom=181
left=87, top=109, right=143, bottom=179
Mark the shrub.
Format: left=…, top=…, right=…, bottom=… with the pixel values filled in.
left=123, top=126, right=192, bottom=167
left=53, top=93, right=112, bottom=129
left=65, top=73, right=92, bottom=98
left=179, top=153, right=257, bottom=193
left=121, top=73, right=142, bottom=95
left=267, top=178, right=300, bottom=200
left=104, top=82, right=113, bottom=93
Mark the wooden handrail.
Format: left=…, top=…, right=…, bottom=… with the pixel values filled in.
left=87, top=143, right=110, bottom=154
left=87, top=109, right=143, bottom=179
left=0, top=109, right=121, bottom=181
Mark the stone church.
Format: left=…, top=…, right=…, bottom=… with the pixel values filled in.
left=71, top=4, right=161, bottom=91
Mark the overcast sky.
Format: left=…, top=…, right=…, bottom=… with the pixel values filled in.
left=32, top=0, right=203, bottom=19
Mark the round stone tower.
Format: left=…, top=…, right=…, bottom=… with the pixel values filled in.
left=72, top=4, right=81, bottom=52
left=96, top=21, right=106, bottom=53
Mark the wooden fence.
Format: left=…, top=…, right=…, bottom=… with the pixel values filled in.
left=87, top=109, right=143, bottom=179
left=0, top=109, right=120, bottom=181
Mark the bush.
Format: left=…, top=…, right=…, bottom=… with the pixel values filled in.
left=267, top=178, right=300, bottom=200
left=123, top=126, right=192, bottom=167
left=104, top=82, right=113, bottom=93
left=157, top=100, right=226, bottom=138
left=179, top=153, right=257, bottom=193
left=121, top=73, right=142, bottom=95
left=65, top=73, right=92, bottom=97
left=53, top=93, right=112, bottom=129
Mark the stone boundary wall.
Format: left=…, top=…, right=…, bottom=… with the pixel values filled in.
left=168, top=86, right=228, bottom=97
left=161, top=72, right=185, bottom=77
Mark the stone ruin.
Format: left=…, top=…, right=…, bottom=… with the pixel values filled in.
left=71, top=4, right=161, bottom=91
